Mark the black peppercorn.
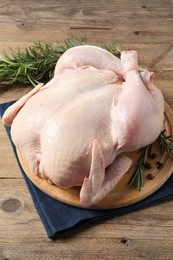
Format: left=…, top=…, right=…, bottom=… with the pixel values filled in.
left=156, top=162, right=163, bottom=169
left=147, top=173, right=154, bottom=180
left=144, top=162, right=152, bottom=169
left=149, top=153, right=157, bottom=159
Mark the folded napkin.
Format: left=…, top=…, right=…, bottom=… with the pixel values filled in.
left=1, top=100, right=173, bottom=238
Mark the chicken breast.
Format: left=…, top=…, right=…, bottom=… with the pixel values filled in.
left=2, top=46, right=164, bottom=207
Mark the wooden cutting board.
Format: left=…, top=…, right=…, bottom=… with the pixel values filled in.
left=17, top=102, right=173, bottom=209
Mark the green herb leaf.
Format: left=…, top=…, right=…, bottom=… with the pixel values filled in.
left=129, top=144, right=152, bottom=190
left=159, top=130, right=173, bottom=158
left=129, top=131, right=173, bottom=190
left=0, top=37, right=121, bottom=86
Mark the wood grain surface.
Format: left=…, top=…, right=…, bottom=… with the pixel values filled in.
left=0, top=1, right=173, bottom=260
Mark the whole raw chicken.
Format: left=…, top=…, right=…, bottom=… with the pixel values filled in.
left=2, top=45, right=164, bottom=207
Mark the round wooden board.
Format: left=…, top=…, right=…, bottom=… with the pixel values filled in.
left=17, top=102, right=173, bottom=210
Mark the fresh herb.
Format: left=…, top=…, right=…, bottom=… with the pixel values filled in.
left=0, top=38, right=121, bottom=86
left=129, top=144, right=152, bottom=190
left=159, top=130, right=173, bottom=158
left=103, top=43, right=121, bottom=57
left=129, top=130, right=173, bottom=190
left=0, top=38, right=86, bottom=86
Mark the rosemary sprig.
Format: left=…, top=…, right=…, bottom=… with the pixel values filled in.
left=129, top=130, right=173, bottom=190
left=129, top=144, right=152, bottom=190
left=0, top=38, right=121, bottom=86
left=103, top=43, right=121, bottom=57
left=159, top=130, right=173, bottom=158
left=0, top=38, right=86, bottom=86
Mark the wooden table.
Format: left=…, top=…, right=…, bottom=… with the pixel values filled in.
left=0, top=1, right=173, bottom=259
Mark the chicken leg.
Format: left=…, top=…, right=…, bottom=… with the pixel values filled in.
left=54, top=45, right=124, bottom=77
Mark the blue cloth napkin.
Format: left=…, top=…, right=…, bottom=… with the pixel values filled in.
left=1, top=100, right=173, bottom=238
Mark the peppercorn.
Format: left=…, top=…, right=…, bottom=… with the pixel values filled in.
left=147, top=173, right=154, bottom=180
left=156, top=161, right=163, bottom=169
left=149, top=153, right=157, bottom=159
left=144, top=162, right=152, bottom=169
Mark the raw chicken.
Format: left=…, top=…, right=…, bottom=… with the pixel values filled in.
left=2, top=46, right=164, bottom=207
